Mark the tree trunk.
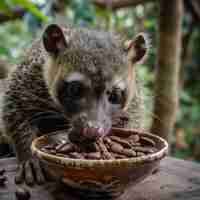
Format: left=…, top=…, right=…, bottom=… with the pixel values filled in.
left=150, top=0, right=183, bottom=141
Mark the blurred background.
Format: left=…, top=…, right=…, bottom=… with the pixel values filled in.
left=0, top=0, right=200, bottom=162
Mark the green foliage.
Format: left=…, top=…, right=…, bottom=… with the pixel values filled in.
left=0, top=20, right=33, bottom=63
left=0, top=0, right=48, bottom=22
left=71, top=0, right=96, bottom=26
left=0, top=1, right=11, bottom=14
left=14, top=0, right=48, bottom=22
left=176, top=27, right=200, bottom=158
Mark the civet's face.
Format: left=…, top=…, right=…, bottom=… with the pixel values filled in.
left=43, top=24, right=148, bottom=139
left=55, top=69, right=127, bottom=139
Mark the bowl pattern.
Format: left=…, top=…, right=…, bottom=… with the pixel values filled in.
left=31, top=128, right=168, bottom=199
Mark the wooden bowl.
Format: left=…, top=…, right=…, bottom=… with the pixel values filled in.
left=31, top=128, right=168, bottom=199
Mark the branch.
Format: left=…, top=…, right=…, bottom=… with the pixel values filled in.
left=191, top=0, right=200, bottom=21
left=179, top=19, right=195, bottom=89
left=0, top=7, right=26, bottom=24
left=94, top=0, right=154, bottom=10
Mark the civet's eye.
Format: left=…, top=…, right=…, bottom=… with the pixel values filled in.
left=107, top=87, right=124, bottom=105
left=66, top=81, right=84, bottom=99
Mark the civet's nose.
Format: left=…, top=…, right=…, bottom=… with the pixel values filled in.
left=81, top=121, right=110, bottom=140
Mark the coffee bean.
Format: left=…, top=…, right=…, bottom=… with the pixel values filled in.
left=84, top=152, right=101, bottom=159
left=136, top=152, right=145, bottom=157
left=129, top=134, right=140, bottom=143
left=140, top=136, right=156, bottom=147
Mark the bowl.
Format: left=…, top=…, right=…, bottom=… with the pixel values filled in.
left=31, top=128, right=168, bottom=199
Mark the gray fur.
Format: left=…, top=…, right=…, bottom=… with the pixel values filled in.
left=2, top=25, right=144, bottom=164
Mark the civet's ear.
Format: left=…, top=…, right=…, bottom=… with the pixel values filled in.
left=124, top=33, right=149, bottom=64
left=43, top=24, right=68, bottom=54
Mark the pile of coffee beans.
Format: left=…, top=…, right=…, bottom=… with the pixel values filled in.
left=41, top=131, right=157, bottom=160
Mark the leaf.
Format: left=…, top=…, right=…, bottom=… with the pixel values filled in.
left=0, top=46, right=9, bottom=56
left=144, top=20, right=154, bottom=29
left=0, top=0, right=12, bottom=15
left=11, top=0, right=49, bottom=22
left=181, top=91, right=193, bottom=103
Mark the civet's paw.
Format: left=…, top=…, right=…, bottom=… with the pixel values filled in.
left=15, top=157, right=45, bottom=186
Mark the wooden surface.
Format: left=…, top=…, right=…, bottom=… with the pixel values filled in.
left=0, top=157, right=200, bottom=200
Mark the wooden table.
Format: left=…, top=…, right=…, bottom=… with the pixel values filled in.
left=0, top=157, right=200, bottom=200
